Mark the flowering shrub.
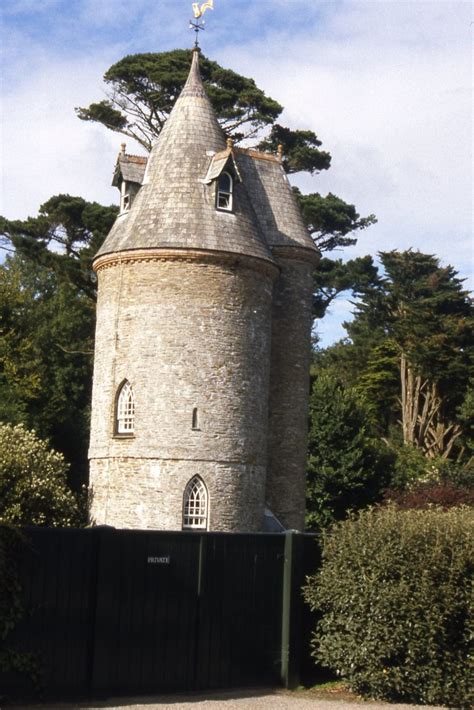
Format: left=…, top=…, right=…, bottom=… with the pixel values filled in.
left=303, top=506, right=473, bottom=707
left=384, top=481, right=474, bottom=510
left=0, top=423, right=79, bottom=527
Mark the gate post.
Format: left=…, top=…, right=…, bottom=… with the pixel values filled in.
left=280, top=530, right=304, bottom=689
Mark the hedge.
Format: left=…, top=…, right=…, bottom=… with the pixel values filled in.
left=303, top=506, right=473, bottom=707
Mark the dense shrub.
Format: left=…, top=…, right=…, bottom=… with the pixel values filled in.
left=0, top=423, right=80, bottom=526
left=303, top=506, right=473, bottom=707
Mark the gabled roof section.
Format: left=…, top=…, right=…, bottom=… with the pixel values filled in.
left=201, top=146, right=242, bottom=185
left=112, top=150, right=147, bottom=187
left=235, top=148, right=318, bottom=257
left=96, top=49, right=274, bottom=267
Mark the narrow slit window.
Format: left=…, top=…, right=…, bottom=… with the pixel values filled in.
left=216, top=172, right=233, bottom=211
left=116, top=380, right=135, bottom=434
left=183, top=476, right=208, bottom=530
left=192, top=408, right=199, bottom=430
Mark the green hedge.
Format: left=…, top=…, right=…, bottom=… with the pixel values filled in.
left=303, top=506, right=473, bottom=707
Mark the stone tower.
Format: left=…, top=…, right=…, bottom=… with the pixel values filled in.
left=88, top=50, right=318, bottom=532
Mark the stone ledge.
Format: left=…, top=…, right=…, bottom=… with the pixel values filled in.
left=93, top=247, right=279, bottom=279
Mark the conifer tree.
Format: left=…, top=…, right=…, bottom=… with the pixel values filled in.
left=306, top=374, right=390, bottom=530
left=345, top=250, right=474, bottom=459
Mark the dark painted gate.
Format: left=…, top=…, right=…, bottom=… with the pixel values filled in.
left=0, top=527, right=320, bottom=701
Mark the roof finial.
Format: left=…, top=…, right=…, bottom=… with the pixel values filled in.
left=226, top=137, right=234, bottom=150
left=277, top=144, right=284, bottom=160
left=120, top=143, right=127, bottom=155
left=189, top=1, right=214, bottom=49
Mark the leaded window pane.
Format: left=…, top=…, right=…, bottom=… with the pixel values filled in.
left=117, top=381, right=135, bottom=434
left=216, top=172, right=233, bottom=211
left=183, top=476, right=208, bottom=530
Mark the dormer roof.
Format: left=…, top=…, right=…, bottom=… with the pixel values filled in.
left=202, top=145, right=242, bottom=185
left=112, top=151, right=147, bottom=187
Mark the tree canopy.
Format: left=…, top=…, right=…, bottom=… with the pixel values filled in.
left=0, top=251, right=94, bottom=491
left=76, top=50, right=284, bottom=151
left=293, top=188, right=376, bottom=254
left=76, top=50, right=335, bottom=177
left=74, top=48, right=376, bottom=261
left=318, top=250, right=474, bottom=462
left=0, top=195, right=118, bottom=302
left=306, top=373, right=390, bottom=530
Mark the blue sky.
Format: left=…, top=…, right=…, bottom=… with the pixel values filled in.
left=1, top=0, right=472, bottom=346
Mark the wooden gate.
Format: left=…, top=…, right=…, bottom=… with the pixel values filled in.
left=0, top=527, right=320, bottom=701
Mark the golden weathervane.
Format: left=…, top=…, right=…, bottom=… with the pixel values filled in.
left=189, top=1, right=214, bottom=48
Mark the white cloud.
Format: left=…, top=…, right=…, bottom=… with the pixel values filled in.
left=221, top=0, right=472, bottom=288
left=1, top=51, right=146, bottom=218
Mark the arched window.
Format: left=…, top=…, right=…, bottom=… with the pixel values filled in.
left=116, top=380, right=135, bottom=434
left=216, top=172, right=233, bottom=211
left=182, top=476, right=208, bottom=530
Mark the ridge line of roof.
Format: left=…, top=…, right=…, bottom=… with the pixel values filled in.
left=118, top=154, right=148, bottom=163
left=235, top=147, right=281, bottom=163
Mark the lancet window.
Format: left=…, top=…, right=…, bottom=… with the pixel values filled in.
left=116, top=380, right=135, bottom=434
left=182, top=476, right=208, bottom=530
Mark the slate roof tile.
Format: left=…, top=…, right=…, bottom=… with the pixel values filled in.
left=97, top=50, right=317, bottom=265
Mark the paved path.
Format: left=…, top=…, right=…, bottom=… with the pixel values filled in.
left=17, top=688, right=445, bottom=710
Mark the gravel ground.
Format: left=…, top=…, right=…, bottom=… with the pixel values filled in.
left=14, top=687, right=445, bottom=710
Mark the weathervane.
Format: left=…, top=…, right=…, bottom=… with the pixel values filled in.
left=189, top=1, right=214, bottom=48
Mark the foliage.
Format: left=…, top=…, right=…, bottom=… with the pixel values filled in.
left=303, top=506, right=473, bottom=707
left=457, top=377, right=474, bottom=458
left=76, top=49, right=283, bottom=150
left=311, top=255, right=379, bottom=318
left=0, top=195, right=115, bottom=486
left=342, top=250, right=474, bottom=459
left=75, top=49, right=375, bottom=254
left=0, top=423, right=80, bottom=527
left=384, top=481, right=474, bottom=510
left=383, top=443, right=474, bottom=508
left=0, top=528, right=23, bottom=649
left=259, top=125, right=331, bottom=175
left=0, top=253, right=93, bottom=489
left=0, top=527, right=39, bottom=698
left=0, top=194, right=118, bottom=301
left=294, top=190, right=376, bottom=254
left=306, top=374, right=391, bottom=530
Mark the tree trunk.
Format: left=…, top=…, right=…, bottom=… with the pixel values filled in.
left=399, top=353, right=460, bottom=459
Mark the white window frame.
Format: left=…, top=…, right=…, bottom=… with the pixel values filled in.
left=120, top=181, right=131, bottom=213
left=182, top=476, right=208, bottom=530
left=116, top=380, right=135, bottom=435
left=216, top=172, right=233, bottom=212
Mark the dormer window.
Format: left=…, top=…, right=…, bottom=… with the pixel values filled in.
left=121, top=182, right=131, bottom=213
left=216, top=172, right=233, bottom=211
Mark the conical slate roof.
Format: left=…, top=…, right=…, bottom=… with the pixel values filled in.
left=95, top=50, right=274, bottom=266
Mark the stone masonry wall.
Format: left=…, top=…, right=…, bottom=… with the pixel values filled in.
left=89, top=255, right=274, bottom=532
left=265, top=255, right=314, bottom=531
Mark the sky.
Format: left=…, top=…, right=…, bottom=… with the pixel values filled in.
left=1, top=0, right=472, bottom=346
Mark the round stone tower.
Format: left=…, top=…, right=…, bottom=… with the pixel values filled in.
left=88, top=51, right=279, bottom=532
left=89, top=50, right=319, bottom=532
